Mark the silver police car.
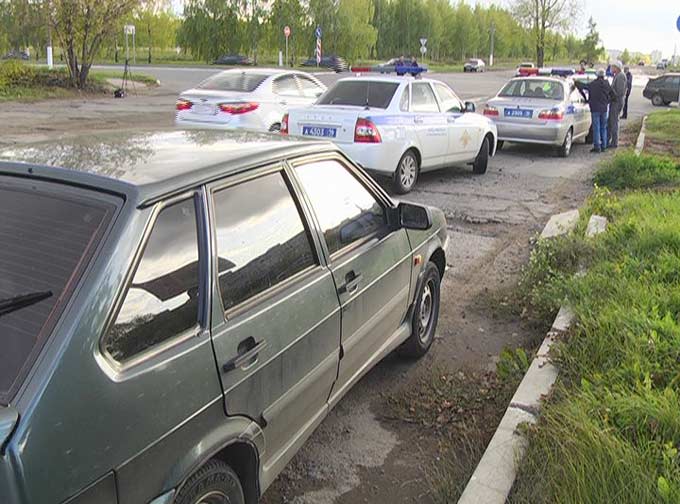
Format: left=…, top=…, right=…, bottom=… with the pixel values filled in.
left=483, top=76, right=591, bottom=157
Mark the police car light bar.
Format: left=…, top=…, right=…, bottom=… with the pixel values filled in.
left=519, top=67, right=575, bottom=77
left=349, top=65, right=428, bottom=76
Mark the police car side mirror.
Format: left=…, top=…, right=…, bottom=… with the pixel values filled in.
left=464, top=101, right=476, bottom=113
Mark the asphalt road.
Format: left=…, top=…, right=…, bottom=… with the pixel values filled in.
left=94, top=63, right=660, bottom=117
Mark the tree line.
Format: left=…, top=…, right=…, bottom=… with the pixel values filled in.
left=1, top=0, right=604, bottom=88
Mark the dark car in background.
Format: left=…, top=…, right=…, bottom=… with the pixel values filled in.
left=643, top=73, right=680, bottom=106
left=213, top=54, right=254, bottom=66
left=302, top=55, right=348, bottom=72
left=0, top=130, right=447, bottom=504
left=1, top=50, right=30, bottom=61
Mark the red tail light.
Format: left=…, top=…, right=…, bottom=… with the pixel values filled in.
left=354, top=118, right=382, bottom=143
left=281, top=114, right=289, bottom=135
left=218, top=102, right=259, bottom=114
left=176, top=99, right=192, bottom=111
left=538, top=109, right=564, bottom=120
left=483, top=106, right=499, bottom=117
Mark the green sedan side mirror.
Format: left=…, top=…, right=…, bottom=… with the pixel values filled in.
left=398, top=202, right=432, bottom=230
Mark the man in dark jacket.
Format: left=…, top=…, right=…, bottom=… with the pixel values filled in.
left=621, top=65, right=633, bottom=119
left=575, top=69, right=614, bottom=153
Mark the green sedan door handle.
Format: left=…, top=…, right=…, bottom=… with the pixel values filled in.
left=339, top=271, right=363, bottom=295
left=223, top=338, right=267, bottom=372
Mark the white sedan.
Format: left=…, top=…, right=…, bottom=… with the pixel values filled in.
left=175, top=68, right=326, bottom=133
left=282, top=76, right=497, bottom=193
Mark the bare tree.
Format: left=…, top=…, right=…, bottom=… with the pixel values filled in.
left=50, top=0, right=139, bottom=89
left=511, top=0, right=579, bottom=67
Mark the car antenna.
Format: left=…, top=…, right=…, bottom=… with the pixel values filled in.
left=364, top=81, right=370, bottom=110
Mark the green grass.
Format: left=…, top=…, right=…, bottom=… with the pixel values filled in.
left=0, top=60, right=157, bottom=101
left=594, top=152, right=680, bottom=190
left=510, top=155, right=680, bottom=503
left=88, top=70, right=159, bottom=86
left=645, top=110, right=680, bottom=158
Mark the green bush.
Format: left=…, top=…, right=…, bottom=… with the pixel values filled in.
left=594, top=152, right=680, bottom=190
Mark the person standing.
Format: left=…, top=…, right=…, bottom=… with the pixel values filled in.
left=621, top=65, right=633, bottom=119
left=608, top=61, right=627, bottom=147
left=575, top=69, right=614, bottom=153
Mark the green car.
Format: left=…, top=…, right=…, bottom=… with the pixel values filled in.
left=0, top=130, right=448, bottom=504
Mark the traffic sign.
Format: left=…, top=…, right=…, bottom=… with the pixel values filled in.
left=315, top=26, right=322, bottom=39
left=124, top=24, right=135, bottom=35
left=420, top=46, right=427, bottom=55
left=677, top=15, right=680, bottom=32
left=284, top=26, right=291, bottom=38
left=419, top=38, right=427, bottom=47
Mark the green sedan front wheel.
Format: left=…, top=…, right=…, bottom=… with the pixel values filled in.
left=176, top=460, right=245, bottom=504
left=399, top=262, right=441, bottom=358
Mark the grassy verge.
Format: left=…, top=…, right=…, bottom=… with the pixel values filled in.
left=0, top=61, right=157, bottom=101
left=509, top=153, right=680, bottom=503
left=645, top=110, right=680, bottom=158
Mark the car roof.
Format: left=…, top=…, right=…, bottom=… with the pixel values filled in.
left=336, top=75, right=439, bottom=85
left=0, top=130, right=332, bottom=207
left=509, top=75, right=568, bottom=84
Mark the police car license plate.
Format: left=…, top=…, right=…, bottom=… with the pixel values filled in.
left=302, top=126, right=337, bottom=138
left=505, top=108, right=533, bottom=118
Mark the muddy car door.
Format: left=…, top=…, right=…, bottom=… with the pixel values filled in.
left=291, top=156, right=412, bottom=406
left=207, top=165, right=341, bottom=477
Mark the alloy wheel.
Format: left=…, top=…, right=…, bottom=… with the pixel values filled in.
left=400, top=155, right=417, bottom=189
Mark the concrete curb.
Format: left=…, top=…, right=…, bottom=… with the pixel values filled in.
left=457, top=213, right=607, bottom=504
left=634, top=115, right=648, bottom=156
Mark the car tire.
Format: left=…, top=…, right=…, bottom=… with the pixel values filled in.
left=399, top=262, right=441, bottom=358
left=496, top=140, right=504, bottom=150
left=269, top=123, right=281, bottom=133
left=557, top=128, right=573, bottom=157
left=472, top=137, right=490, bottom=174
left=175, top=460, right=245, bottom=504
left=651, top=94, right=664, bottom=106
left=393, top=150, right=419, bottom=194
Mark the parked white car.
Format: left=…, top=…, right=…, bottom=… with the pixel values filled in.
left=282, top=76, right=497, bottom=193
left=175, top=69, right=327, bottom=132
left=463, top=59, right=486, bottom=72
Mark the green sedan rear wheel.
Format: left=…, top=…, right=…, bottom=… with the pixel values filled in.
left=176, top=460, right=245, bottom=504
left=399, top=262, right=441, bottom=358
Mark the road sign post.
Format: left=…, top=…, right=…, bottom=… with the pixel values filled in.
left=284, top=25, right=291, bottom=66
left=315, top=26, right=322, bottom=67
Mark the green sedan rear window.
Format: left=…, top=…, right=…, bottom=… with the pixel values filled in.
left=0, top=179, right=114, bottom=404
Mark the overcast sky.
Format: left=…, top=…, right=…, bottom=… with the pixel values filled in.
left=471, top=0, right=679, bottom=57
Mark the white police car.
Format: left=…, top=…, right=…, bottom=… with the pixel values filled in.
left=282, top=75, right=497, bottom=193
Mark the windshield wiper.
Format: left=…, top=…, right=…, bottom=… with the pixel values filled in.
left=0, top=291, right=53, bottom=317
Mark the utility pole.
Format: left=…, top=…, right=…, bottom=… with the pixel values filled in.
left=489, top=22, right=495, bottom=67
left=46, top=0, right=53, bottom=69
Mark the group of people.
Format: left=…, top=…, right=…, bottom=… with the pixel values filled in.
left=395, top=55, right=419, bottom=68
left=575, top=61, right=633, bottom=153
